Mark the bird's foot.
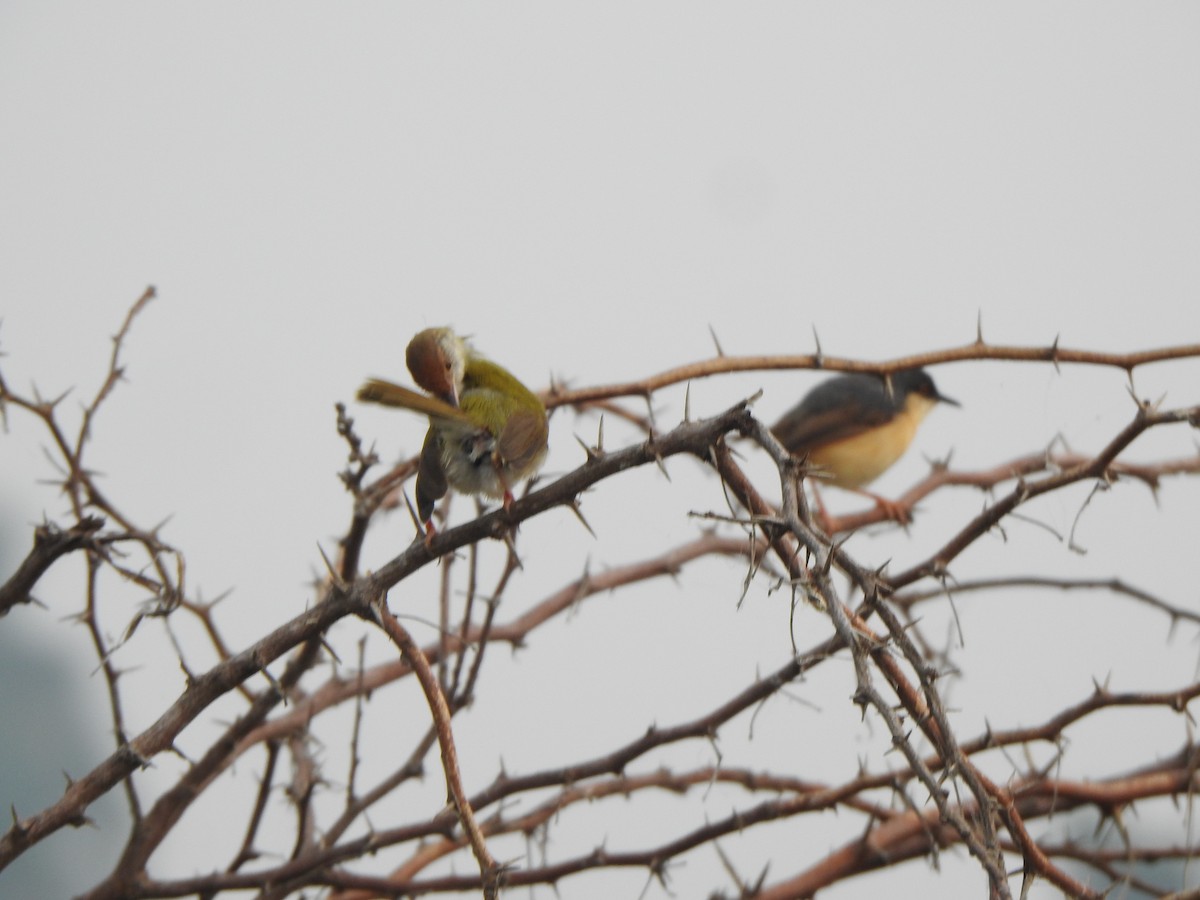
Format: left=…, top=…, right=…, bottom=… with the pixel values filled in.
left=861, top=491, right=912, bottom=524
left=421, top=519, right=439, bottom=548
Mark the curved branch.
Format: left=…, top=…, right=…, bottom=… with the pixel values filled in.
left=544, top=340, right=1200, bottom=408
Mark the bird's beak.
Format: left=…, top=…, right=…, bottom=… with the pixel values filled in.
left=935, top=390, right=960, bottom=408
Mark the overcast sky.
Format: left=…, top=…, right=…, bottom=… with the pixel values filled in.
left=3, top=4, right=1200, bottom=897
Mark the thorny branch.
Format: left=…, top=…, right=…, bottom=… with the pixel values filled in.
left=2, top=293, right=1200, bottom=898
left=542, top=339, right=1200, bottom=408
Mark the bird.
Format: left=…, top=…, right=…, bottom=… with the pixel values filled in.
left=771, top=368, right=958, bottom=524
left=357, top=327, right=549, bottom=535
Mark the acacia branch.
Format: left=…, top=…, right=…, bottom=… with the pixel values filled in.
left=0, top=402, right=760, bottom=876
left=544, top=340, right=1200, bottom=408
left=369, top=602, right=500, bottom=898
left=0, top=590, right=356, bottom=871
left=887, top=401, right=1200, bottom=589
left=6, top=302, right=1200, bottom=899
left=0, top=516, right=104, bottom=616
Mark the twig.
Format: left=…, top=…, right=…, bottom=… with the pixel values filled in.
left=369, top=599, right=502, bottom=898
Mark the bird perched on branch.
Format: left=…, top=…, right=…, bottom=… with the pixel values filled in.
left=358, top=327, right=549, bottom=535
left=771, top=368, right=958, bottom=524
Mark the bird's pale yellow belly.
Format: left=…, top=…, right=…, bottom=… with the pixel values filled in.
left=808, top=397, right=934, bottom=488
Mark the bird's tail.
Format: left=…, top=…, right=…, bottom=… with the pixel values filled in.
left=357, top=378, right=475, bottom=424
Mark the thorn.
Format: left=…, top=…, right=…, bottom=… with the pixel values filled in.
left=1122, top=366, right=1139, bottom=396
left=975, top=311, right=984, bottom=345
left=925, top=447, right=953, bottom=474
left=851, top=688, right=871, bottom=716
left=1020, top=868, right=1035, bottom=900
left=1147, top=479, right=1162, bottom=509
left=684, top=382, right=692, bottom=423
left=855, top=754, right=869, bottom=777
left=319, top=635, right=342, bottom=665
left=399, top=488, right=424, bottom=535
left=362, top=592, right=387, bottom=626
left=566, top=558, right=593, bottom=613
left=1049, top=333, right=1062, bottom=373
left=821, top=534, right=851, bottom=576
left=575, top=414, right=607, bottom=463
left=708, top=323, right=725, bottom=357
left=654, top=454, right=671, bottom=482
left=1123, top=380, right=1142, bottom=409
left=653, top=451, right=671, bottom=482
left=501, top=529, right=524, bottom=569
left=40, top=385, right=73, bottom=412
left=642, top=392, right=657, bottom=433
left=200, top=587, right=234, bottom=612
left=567, top=499, right=596, bottom=538
left=574, top=433, right=603, bottom=464
left=316, top=542, right=348, bottom=592
left=811, top=325, right=824, bottom=365
left=750, top=864, right=771, bottom=894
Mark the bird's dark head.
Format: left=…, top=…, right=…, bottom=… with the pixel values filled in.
left=893, top=368, right=959, bottom=408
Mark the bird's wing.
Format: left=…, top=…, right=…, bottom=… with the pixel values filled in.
left=771, top=377, right=896, bottom=453
left=357, top=378, right=476, bottom=426
left=497, top=407, right=549, bottom=470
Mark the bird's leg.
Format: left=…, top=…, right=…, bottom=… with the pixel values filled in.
left=848, top=487, right=912, bottom=524
left=491, top=452, right=516, bottom=512
left=810, top=483, right=911, bottom=531
left=421, top=519, right=438, bottom=547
